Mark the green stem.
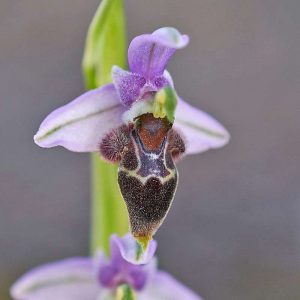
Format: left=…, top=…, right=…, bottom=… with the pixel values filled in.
left=82, top=0, right=128, bottom=255
left=91, top=155, right=128, bottom=255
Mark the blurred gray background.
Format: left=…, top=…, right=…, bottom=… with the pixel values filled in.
left=1, top=0, right=300, bottom=299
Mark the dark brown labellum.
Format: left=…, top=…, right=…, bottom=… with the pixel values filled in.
left=100, top=113, right=185, bottom=241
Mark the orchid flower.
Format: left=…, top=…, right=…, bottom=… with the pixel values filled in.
left=34, top=27, right=230, bottom=243
left=11, top=234, right=202, bottom=300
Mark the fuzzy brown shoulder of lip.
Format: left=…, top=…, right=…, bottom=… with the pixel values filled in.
left=135, top=113, right=172, bottom=151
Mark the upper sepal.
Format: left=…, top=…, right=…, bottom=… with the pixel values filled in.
left=34, top=84, right=124, bottom=152
left=110, top=234, right=157, bottom=265
left=97, top=234, right=157, bottom=291
left=128, top=27, right=189, bottom=79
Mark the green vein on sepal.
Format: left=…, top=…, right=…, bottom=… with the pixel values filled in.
left=35, top=104, right=120, bottom=142
left=176, top=119, right=227, bottom=139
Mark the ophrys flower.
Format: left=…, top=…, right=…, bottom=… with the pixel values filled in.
left=34, top=27, right=230, bottom=244
left=11, top=234, right=202, bottom=300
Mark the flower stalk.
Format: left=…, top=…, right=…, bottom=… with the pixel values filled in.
left=82, top=0, right=128, bottom=255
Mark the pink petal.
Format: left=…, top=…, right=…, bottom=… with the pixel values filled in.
left=112, top=66, right=174, bottom=107
left=34, top=84, right=125, bottom=152
left=11, top=258, right=100, bottom=300
left=112, top=66, right=147, bottom=107
left=174, top=98, right=230, bottom=155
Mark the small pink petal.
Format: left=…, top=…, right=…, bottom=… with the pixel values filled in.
left=112, top=66, right=146, bottom=107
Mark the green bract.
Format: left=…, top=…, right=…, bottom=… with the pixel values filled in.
left=83, top=0, right=127, bottom=88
